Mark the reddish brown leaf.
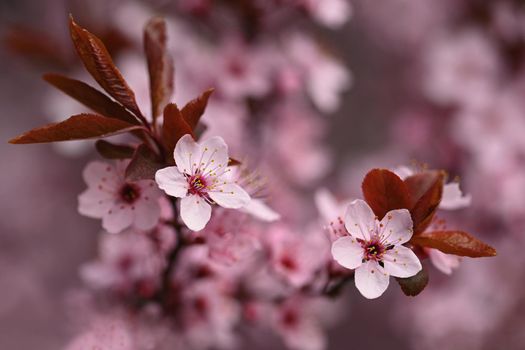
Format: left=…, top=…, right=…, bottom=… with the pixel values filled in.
left=69, top=16, right=144, bottom=122
left=362, top=169, right=411, bottom=219
left=405, top=171, right=445, bottom=235
left=162, top=103, right=194, bottom=157
left=396, top=268, right=429, bottom=297
left=144, top=17, right=174, bottom=122
left=411, top=231, right=497, bottom=258
left=43, top=73, right=140, bottom=125
left=9, top=114, right=143, bottom=144
left=95, top=140, right=135, bottom=159
left=125, top=144, right=164, bottom=181
left=181, top=89, right=214, bottom=130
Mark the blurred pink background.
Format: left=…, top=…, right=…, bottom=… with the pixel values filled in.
left=1, top=0, right=523, bottom=349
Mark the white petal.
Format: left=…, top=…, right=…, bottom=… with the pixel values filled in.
left=155, top=167, right=188, bottom=198
left=133, top=197, right=161, bottom=230
left=331, top=236, right=363, bottom=270
left=208, top=183, right=251, bottom=209
left=198, top=136, right=229, bottom=175
left=78, top=188, right=114, bottom=218
left=344, top=199, right=377, bottom=241
left=440, top=182, right=472, bottom=210
left=354, top=261, right=390, bottom=299
left=382, top=245, right=422, bottom=278
left=242, top=199, right=281, bottom=222
left=379, top=209, right=413, bottom=245
left=180, top=195, right=212, bottom=231
left=174, top=134, right=200, bottom=175
left=102, top=205, right=133, bottom=233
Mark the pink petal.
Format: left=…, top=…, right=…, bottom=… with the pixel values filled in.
left=427, top=248, right=461, bottom=275
left=382, top=245, right=422, bottom=278
left=155, top=166, right=188, bottom=198
left=180, top=194, right=212, bottom=231
left=133, top=197, right=161, bottom=231
left=344, top=199, right=376, bottom=241
left=331, top=236, right=363, bottom=269
left=82, top=161, right=119, bottom=187
left=138, top=179, right=162, bottom=198
left=379, top=208, right=413, bottom=245
left=280, top=318, right=326, bottom=350
left=199, top=136, right=229, bottom=175
left=208, top=183, right=251, bottom=209
left=102, top=205, right=133, bottom=234
left=78, top=188, right=114, bottom=218
left=354, top=260, right=390, bottom=299
left=174, top=134, right=200, bottom=175
left=314, top=188, right=340, bottom=222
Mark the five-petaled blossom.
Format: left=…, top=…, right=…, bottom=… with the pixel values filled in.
left=78, top=161, right=162, bottom=234
left=155, top=134, right=251, bottom=231
left=331, top=199, right=422, bottom=299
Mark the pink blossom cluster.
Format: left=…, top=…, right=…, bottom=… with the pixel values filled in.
left=58, top=1, right=353, bottom=349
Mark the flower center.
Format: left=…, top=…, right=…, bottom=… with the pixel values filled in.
left=282, top=309, right=298, bottom=327
left=188, top=174, right=209, bottom=197
left=362, top=239, right=386, bottom=262
left=228, top=58, right=246, bottom=77
left=119, top=183, right=141, bottom=204
left=280, top=255, right=298, bottom=271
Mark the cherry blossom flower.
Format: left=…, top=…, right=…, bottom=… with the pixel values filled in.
left=80, top=225, right=175, bottom=297
left=198, top=208, right=262, bottom=266
left=272, top=297, right=328, bottom=350
left=211, top=38, right=273, bottom=100
left=286, top=34, right=351, bottom=113
left=78, top=161, right=162, bottom=234
left=266, top=225, right=329, bottom=289
left=331, top=199, right=421, bottom=299
left=423, top=29, right=500, bottom=107
left=155, top=135, right=251, bottom=231
left=179, top=280, right=241, bottom=350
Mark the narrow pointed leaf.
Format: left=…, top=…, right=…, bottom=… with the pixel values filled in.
left=144, top=17, right=174, bottom=122
left=95, top=140, right=135, bottom=159
left=69, top=16, right=144, bottom=121
left=181, top=89, right=214, bottom=130
left=162, top=103, right=194, bottom=157
left=405, top=171, right=445, bottom=234
left=411, top=230, right=497, bottom=258
left=362, top=169, right=411, bottom=219
left=125, top=144, right=164, bottom=181
left=9, top=114, right=143, bottom=144
left=43, top=73, right=140, bottom=124
left=396, top=268, right=429, bottom=297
